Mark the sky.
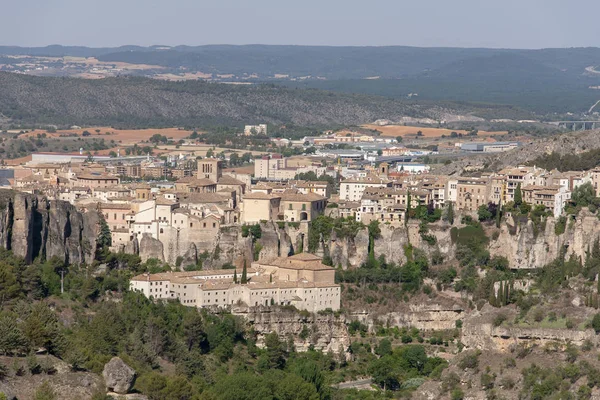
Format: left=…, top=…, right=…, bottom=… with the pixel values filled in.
left=2, top=0, right=600, bottom=49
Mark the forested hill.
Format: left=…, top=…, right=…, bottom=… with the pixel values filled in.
left=0, top=72, right=528, bottom=128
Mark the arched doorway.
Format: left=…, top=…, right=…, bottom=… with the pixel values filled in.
left=300, top=212, right=308, bottom=221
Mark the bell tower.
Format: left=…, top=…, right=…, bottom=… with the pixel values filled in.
left=197, top=158, right=222, bottom=181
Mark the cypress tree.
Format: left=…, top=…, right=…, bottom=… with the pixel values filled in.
left=504, top=281, right=510, bottom=305
left=241, top=260, right=248, bottom=284
left=514, top=183, right=523, bottom=206
left=489, top=288, right=497, bottom=307
left=495, top=198, right=502, bottom=228
left=447, top=202, right=455, bottom=225
left=405, top=191, right=412, bottom=225
left=233, top=270, right=238, bottom=284
left=498, top=281, right=505, bottom=306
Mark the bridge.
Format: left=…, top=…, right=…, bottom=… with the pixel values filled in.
left=549, top=121, right=600, bottom=131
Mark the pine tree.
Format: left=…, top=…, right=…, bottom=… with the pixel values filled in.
left=241, top=260, right=248, bottom=284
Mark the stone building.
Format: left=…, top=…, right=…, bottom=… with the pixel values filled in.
left=130, top=254, right=340, bottom=312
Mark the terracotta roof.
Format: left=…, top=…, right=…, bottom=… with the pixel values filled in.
left=261, top=253, right=334, bottom=271
left=188, top=178, right=216, bottom=187
left=99, top=203, right=131, bottom=210
left=131, top=268, right=255, bottom=282
left=244, top=192, right=281, bottom=200
left=155, top=196, right=177, bottom=206
left=179, top=193, right=229, bottom=204
left=217, top=175, right=246, bottom=186
left=280, top=191, right=326, bottom=202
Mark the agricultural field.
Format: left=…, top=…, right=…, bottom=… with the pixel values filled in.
left=19, top=127, right=195, bottom=145
left=362, top=124, right=507, bottom=138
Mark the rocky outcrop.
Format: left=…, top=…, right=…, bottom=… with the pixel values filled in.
left=0, top=192, right=99, bottom=265
left=139, top=234, right=165, bottom=262
left=179, top=243, right=198, bottom=269
left=0, top=355, right=103, bottom=400
left=489, top=210, right=600, bottom=269
left=103, top=357, right=136, bottom=394
left=236, top=306, right=349, bottom=353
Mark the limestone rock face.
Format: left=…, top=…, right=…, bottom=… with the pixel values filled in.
left=0, top=192, right=99, bottom=265
left=179, top=243, right=198, bottom=269
left=139, top=234, right=165, bottom=262
left=328, top=228, right=369, bottom=269
left=103, top=357, right=136, bottom=394
left=238, top=306, right=349, bottom=353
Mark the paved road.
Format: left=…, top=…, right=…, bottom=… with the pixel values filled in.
left=336, top=378, right=373, bottom=390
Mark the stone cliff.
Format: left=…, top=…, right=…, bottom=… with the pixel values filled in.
left=0, top=191, right=100, bottom=265
left=234, top=306, right=349, bottom=353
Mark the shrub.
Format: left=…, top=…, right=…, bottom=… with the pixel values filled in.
left=451, top=387, right=464, bottom=400
left=532, top=308, right=545, bottom=323
left=458, top=351, right=480, bottom=370
left=493, top=314, right=507, bottom=327
left=499, top=376, right=515, bottom=389
left=566, top=319, right=575, bottom=329
left=504, top=357, right=516, bottom=368
left=592, top=313, right=600, bottom=333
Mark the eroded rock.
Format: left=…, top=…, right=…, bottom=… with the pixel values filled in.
left=102, top=357, right=136, bottom=394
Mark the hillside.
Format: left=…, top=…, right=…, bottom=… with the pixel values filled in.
left=2, top=45, right=600, bottom=114
left=4, top=44, right=594, bottom=81
left=0, top=72, right=532, bottom=128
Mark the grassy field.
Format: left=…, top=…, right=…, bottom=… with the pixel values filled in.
left=362, top=124, right=507, bottom=138
left=21, top=127, right=196, bottom=145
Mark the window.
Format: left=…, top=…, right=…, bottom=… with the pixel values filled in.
left=213, top=223, right=216, bottom=228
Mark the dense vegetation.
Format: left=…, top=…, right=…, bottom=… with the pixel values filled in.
left=0, top=238, right=453, bottom=399
left=528, top=149, right=600, bottom=172
left=0, top=72, right=485, bottom=129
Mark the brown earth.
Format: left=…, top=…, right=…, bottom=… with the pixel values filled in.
left=21, top=127, right=196, bottom=145
left=361, top=124, right=507, bottom=138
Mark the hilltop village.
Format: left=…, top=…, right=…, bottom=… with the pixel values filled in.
left=0, top=126, right=594, bottom=312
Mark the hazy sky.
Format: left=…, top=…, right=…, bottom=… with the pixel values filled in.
left=3, top=0, right=600, bottom=49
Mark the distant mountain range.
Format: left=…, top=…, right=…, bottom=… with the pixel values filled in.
left=2, top=45, right=600, bottom=114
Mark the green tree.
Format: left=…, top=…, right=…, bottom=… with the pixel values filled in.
left=241, top=261, right=248, bottom=284
left=369, top=355, right=400, bottom=390
left=396, top=136, right=403, bottom=143
left=514, top=183, right=523, bottom=206
left=34, top=381, right=56, bottom=400
left=375, top=338, right=392, bottom=356
left=477, top=204, right=493, bottom=221
left=263, top=332, right=286, bottom=370
left=0, top=313, right=27, bottom=355
left=202, top=372, right=272, bottom=400
left=446, top=202, right=454, bottom=225
left=592, top=313, right=600, bottom=333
